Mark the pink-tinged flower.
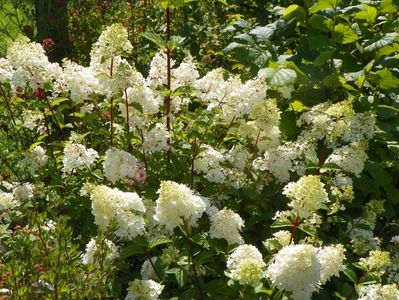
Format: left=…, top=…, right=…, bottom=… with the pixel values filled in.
left=135, top=170, right=147, bottom=184
left=135, top=163, right=147, bottom=183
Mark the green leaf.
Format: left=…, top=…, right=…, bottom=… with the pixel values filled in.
left=290, top=100, right=309, bottom=112
left=260, top=68, right=297, bottom=86
left=191, top=233, right=209, bottom=248
left=167, top=35, right=186, bottom=51
left=309, top=0, right=333, bottom=14
left=355, top=4, right=377, bottom=23
left=172, top=85, right=197, bottom=97
left=343, top=267, right=357, bottom=283
left=271, top=218, right=292, bottom=228
left=249, top=24, right=276, bottom=41
left=309, top=15, right=333, bottom=32
left=29, top=141, right=44, bottom=151
left=376, top=68, right=399, bottom=89
left=298, top=224, right=317, bottom=237
left=334, top=24, right=359, bottom=44
left=223, top=42, right=246, bottom=53
left=175, top=268, right=189, bottom=287
left=148, top=236, right=172, bottom=249
left=131, top=102, right=144, bottom=114
left=120, top=244, right=145, bottom=259
left=142, top=32, right=167, bottom=49
left=51, top=98, right=69, bottom=106
left=283, top=5, right=306, bottom=21
left=381, top=0, right=398, bottom=13
left=248, top=48, right=271, bottom=67
left=363, top=33, right=398, bottom=52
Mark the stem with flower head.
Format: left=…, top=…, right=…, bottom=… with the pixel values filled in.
left=164, top=5, right=172, bottom=161
left=109, top=56, right=114, bottom=147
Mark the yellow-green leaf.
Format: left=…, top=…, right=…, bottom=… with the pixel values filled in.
left=334, top=24, right=359, bottom=44
left=355, top=4, right=377, bottom=24
left=283, top=5, right=306, bottom=21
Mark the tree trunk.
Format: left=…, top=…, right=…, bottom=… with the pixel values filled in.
left=34, top=0, right=71, bottom=62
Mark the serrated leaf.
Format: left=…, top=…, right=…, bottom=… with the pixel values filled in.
left=343, top=267, right=357, bottom=283
left=355, top=4, right=377, bottom=23
left=120, top=244, right=145, bottom=259
left=261, top=68, right=297, bottom=86
left=148, top=236, right=172, bottom=249
left=142, top=32, right=167, bottom=48
left=191, top=233, right=209, bottom=248
left=309, top=0, right=334, bottom=14
left=249, top=24, right=276, bottom=41
left=298, top=224, right=317, bottom=237
left=172, top=85, right=197, bottom=97
left=271, top=219, right=292, bottom=228
left=51, top=98, right=69, bottom=106
left=283, top=4, right=306, bottom=21
left=175, top=268, right=189, bottom=287
left=381, top=0, right=398, bottom=13
left=290, top=100, right=309, bottom=112
left=223, top=42, right=247, bottom=53
left=364, top=33, right=398, bottom=52
left=309, top=15, right=333, bottom=32
left=234, top=33, right=254, bottom=44
left=248, top=48, right=271, bottom=67
left=376, top=68, right=399, bottom=89
left=29, top=141, right=44, bottom=151
left=334, top=24, right=359, bottom=44
left=131, top=102, right=144, bottom=114
left=167, top=35, right=186, bottom=51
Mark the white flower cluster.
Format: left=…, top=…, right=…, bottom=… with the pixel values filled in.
left=5, top=36, right=61, bottom=88
left=142, top=123, right=170, bottom=152
left=82, top=238, right=119, bottom=265
left=0, top=190, right=18, bottom=212
left=297, top=100, right=375, bottom=145
left=264, top=230, right=292, bottom=251
left=123, top=74, right=159, bottom=114
left=60, top=60, right=99, bottom=103
left=226, top=244, right=266, bottom=287
left=90, top=23, right=133, bottom=66
left=0, top=57, right=12, bottom=82
left=62, top=142, right=99, bottom=173
left=209, top=207, right=244, bottom=245
left=22, top=110, right=45, bottom=133
left=358, top=283, right=399, bottom=300
left=103, top=148, right=139, bottom=184
left=267, top=244, right=345, bottom=299
left=325, top=141, right=368, bottom=177
left=359, top=250, right=391, bottom=274
left=282, top=175, right=329, bottom=218
left=13, top=183, right=34, bottom=202
left=154, top=181, right=206, bottom=232
left=317, top=244, right=346, bottom=284
left=125, top=279, right=164, bottom=300
left=253, top=141, right=316, bottom=183
left=84, top=184, right=146, bottom=239
left=23, top=145, right=48, bottom=175
left=267, top=244, right=320, bottom=299
left=194, top=145, right=227, bottom=183
left=194, top=69, right=269, bottom=122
